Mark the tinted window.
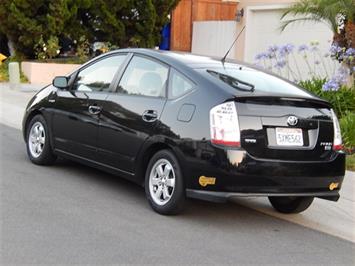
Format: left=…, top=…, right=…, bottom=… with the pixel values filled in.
left=74, top=55, right=126, bottom=92
left=117, top=56, right=168, bottom=97
left=206, top=65, right=311, bottom=97
left=169, top=69, right=194, bottom=98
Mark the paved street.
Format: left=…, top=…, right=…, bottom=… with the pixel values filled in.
left=1, top=123, right=355, bottom=265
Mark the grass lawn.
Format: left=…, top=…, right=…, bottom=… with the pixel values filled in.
left=0, top=62, right=28, bottom=83
left=346, top=153, right=355, bottom=171
left=0, top=63, right=9, bottom=81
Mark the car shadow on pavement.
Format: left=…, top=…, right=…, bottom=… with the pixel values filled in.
left=51, top=158, right=282, bottom=222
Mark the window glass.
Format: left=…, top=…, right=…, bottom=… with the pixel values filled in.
left=170, top=69, right=194, bottom=98
left=117, top=56, right=168, bottom=97
left=74, top=55, right=126, bottom=92
left=205, top=65, right=311, bottom=97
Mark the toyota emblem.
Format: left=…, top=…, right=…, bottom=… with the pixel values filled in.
left=287, top=116, right=298, bottom=126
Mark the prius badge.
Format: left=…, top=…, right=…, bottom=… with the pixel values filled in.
left=287, top=116, right=298, bottom=126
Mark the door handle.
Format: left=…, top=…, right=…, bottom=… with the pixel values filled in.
left=88, top=105, right=102, bottom=115
left=142, top=110, right=158, bottom=122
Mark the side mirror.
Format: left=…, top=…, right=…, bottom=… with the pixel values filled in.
left=53, top=76, right=69, bottom=89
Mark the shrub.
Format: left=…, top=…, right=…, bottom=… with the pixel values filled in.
left=299, top=78, right=355, bottom=153
left=340, top=112, right=355, bottom=152
left=299, top=79, right=355, bottom=118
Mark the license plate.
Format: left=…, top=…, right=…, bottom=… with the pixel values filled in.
left=275, top=127, right=303, bottom=146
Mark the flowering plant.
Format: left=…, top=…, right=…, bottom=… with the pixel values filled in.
left=254, top=42, right=352, bottom=91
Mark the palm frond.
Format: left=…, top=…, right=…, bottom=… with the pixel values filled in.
left=281, top=0, right=355, bottom=33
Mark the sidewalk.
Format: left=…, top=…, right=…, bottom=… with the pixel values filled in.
left=0, top=83, right=41, bottom=129
left=1, top=83, right=354, bottom=243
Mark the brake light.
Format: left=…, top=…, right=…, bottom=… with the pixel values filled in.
left=210, top=102, right=240, bottom=147
left=330, top=109, right=342, bottom=151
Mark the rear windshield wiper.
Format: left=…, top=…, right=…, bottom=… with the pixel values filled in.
left=207, top=70, right=255, bottom=92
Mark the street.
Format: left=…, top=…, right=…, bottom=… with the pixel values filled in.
left=1, top=123, right=354, bottom=265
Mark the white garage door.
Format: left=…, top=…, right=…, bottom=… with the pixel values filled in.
left=244, top=7, right=335, bottom=80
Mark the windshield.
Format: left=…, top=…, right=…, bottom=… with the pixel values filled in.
left=205, top=66, right=311, bottom=97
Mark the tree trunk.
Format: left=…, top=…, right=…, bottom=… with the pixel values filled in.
left=345, top=21, right=355, bottom=48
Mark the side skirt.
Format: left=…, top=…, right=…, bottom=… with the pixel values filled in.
left=54, top=149, right=141, bottom=185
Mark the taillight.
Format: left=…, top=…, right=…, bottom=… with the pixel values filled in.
left=210, top=102, right=240, bottom=147
left=331, top=109, right=342, bottom=151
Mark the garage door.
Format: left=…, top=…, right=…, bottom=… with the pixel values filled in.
left=244, top=7, right=335, bottom=80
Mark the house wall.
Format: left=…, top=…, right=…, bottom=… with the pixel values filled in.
left=234, top=0, right=295, bottom=60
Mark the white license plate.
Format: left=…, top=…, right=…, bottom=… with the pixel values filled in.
left=275, top=128, right=303, bottom=146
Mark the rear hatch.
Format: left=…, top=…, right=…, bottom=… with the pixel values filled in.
left=202, top=64, right=335, bottom=162
left=235, top=96, right=334, bottom=161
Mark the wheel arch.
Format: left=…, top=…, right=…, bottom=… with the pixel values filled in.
left=23, top=109, right=55, bottom=152
left=135, top=140, right=188, bottom=187
left=23, top=109, right=43, bottom=142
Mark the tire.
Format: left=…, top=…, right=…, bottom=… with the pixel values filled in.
left=268, top=196, right=314, bottom=214
left=145, top=149, right=185, bottom=215
left=26, top=114, right=57, bottom=165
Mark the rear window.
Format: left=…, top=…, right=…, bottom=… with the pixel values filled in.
left=206, top=66, right=311, bottom=97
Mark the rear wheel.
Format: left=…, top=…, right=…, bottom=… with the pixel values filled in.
left=145, top=150, right=185, bottom=215
left=268, top=196, right=314, bottom=214
left=26, top=115, right=57, bottom=165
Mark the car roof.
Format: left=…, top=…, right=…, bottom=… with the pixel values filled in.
left=109, top=48, right=251, bottom=69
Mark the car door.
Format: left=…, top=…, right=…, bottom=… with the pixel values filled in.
left=51, top=54, right=127, bottom=160
left=97, top=54, right=169, bottom=174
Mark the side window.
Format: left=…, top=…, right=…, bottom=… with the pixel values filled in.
left=73, top=55, right=126, bottom=92
left=117, top=56, right=169, bottom=97
left=169, top=69, right=195, bottom=98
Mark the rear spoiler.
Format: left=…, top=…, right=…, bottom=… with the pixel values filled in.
left=232, top=95, right=331, bottom=109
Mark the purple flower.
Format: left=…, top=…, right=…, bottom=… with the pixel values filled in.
left=255, top=52, right=269, bottom=61
left=322, top=79, right=339, bottom=91
left=330, top=44, right=343, bottom=56
left=274, top=60, right=287, bottom=69
left=322, top=66, right=350, bottom=91
left=345, top=48, right=355, bottom=57
left=298, top=44, right=308, bottom=53
left=267, top=45, right=279, bottom=54
left=279, top=43, right=294, bottom=57
left=314, top=60, right=320, bottom=65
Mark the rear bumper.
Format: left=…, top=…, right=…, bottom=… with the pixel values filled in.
left=181, top=147, right=346, bottom=199
left=186, top=189, right=340, bottom=203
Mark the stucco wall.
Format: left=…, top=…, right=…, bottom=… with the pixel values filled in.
left=234, top=0, right=295, bottom=60
left=22, top=62, right=80, bottom=85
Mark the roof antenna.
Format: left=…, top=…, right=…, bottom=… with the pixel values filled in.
left=221, top=26, right=246, bottom=64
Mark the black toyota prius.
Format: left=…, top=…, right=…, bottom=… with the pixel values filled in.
left=22, top=48, right=346, bottom=215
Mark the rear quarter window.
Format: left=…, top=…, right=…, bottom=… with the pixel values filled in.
left=169, top=69, right=195, bottom=99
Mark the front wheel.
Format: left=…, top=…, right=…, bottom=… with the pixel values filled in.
left=145, top=150, right=185, bottom=215
left=268, top=196, right=314, bottom=214
left=26, top=114, right=57, bottom=165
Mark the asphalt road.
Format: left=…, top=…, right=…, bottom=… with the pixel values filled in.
left=1, top=124, right=354, bottom=265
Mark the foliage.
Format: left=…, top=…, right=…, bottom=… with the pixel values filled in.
left=0, top=0, right=180, bottom=59
left=329, top=44, right=355, bottom=73
left=339, top=111, right=355, bottom=151
left=299, top=78, right=355, bottom=118
left=75, top=36, right=90, bottom=62
left=281, top=0, right=355, bottom=50
left=281, top=0, right=354, bottom=33
left=0, top=57, right=28, bottom=83
left=35, top=36, right=61, bottom=60
left=0, top=0, right=89, bottom=58
left=346, top=153, right=355, bottom=171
